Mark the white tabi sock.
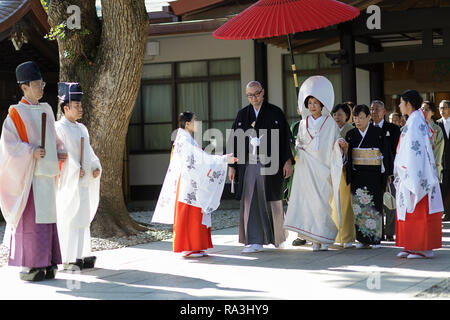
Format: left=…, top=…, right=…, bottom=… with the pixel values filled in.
left=21, top=267, right=31, bottom=273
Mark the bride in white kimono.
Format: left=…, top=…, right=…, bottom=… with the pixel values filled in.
left=284, top=76, right=347, bottom=251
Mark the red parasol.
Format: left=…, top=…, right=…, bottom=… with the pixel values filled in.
left=213, top=0, right=360, bottom=94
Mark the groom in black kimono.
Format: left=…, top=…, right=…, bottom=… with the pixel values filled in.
left=227, top=81, right=294, bottom=253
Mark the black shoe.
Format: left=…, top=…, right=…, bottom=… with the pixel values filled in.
left=19, top=268, right=46, bottom=282
left=292, top=238, right=307, bottom=246
left=45, top=265, right=58, bottom=280
left=443, top=214, right=450, bottom=221
left=385, top=236, right=395, bottom=241
left=63, top=259, right=84, bottom=272
left=82, top=256, right=97, bottom=269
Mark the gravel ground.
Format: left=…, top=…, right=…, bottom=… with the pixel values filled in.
left=89, top=209, right=240, bottom=253
left=0, top=208, right=240, bottom=268
left=0, top=225, right=6, bottom=269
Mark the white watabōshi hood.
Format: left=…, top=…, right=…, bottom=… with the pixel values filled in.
left=298, top=75, right=335, bottom=118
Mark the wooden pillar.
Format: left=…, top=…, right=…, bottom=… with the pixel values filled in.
left=340, top=22, right=357, bottom=104
left=369, top=42, right=384, bottom=102
left=443, top=28, right=450, bottom=49
left=254, top=40, right=268, bottom=98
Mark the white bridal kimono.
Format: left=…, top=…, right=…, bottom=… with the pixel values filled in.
left=152, top=128, right=227, bottom=229
left=55, top=116, right=101, bottom=263
left=284, top=76, right=343, bottom=244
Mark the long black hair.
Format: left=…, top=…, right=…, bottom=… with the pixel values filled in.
left=400, top=89, right=423, bottom=110
left=178, top=111, right=195, bottom=129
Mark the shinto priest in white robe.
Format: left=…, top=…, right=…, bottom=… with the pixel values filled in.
left=55, top=116, right=101, bottom=263
left=0, top=99, right=61, bottom=254
left=284, top=76, right=344, bottom=244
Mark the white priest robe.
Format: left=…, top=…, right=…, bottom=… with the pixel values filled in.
left=152, top=128, right=228, bottom=229
left=284, top=76, right=343, bottom=244
left=55, top=116, right=101, bottom=263
left=0, top=100, right=61, bottom=246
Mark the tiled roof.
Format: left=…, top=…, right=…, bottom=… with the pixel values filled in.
left=0, top=0, right=24, bottom=19
left=0, top=0, right=27, bottom=28
left=0, top=0, right=49, bottom=34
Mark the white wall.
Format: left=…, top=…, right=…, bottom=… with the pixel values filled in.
left=356, top=68, right=371, bottom=105
left=267, top=45, right=285, bottom=109
left=131, top=32, right=255, bottom=186
left=130, top=154, right=170, bottom=186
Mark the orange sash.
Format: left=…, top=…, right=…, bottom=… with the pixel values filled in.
left=9, top=98, right=30, bottom=143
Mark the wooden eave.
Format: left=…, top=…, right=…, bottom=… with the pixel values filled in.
left=170, top=0, right=229, bottom=16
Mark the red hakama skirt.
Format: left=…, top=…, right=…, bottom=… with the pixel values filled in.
left=172, top=177, right=213, bottom=252
left=396, top=196, right=442, bottom=251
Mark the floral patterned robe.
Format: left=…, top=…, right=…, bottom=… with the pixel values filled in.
left=152, top=128, right=228, bottom=252
left=345, top=124, right=390, bottom=245
left=394, top=110, right=443, bottom=251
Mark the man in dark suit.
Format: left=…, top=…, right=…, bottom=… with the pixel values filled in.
left=437, top=100, right=450, bottom=221
left=370, top=100, right=401, bottom=241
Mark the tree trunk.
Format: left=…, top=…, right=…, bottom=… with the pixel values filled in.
left=48, top=0, right=149, bottom=237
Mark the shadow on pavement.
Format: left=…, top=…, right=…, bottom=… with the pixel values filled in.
left=37, top=268, right=264, bottom=300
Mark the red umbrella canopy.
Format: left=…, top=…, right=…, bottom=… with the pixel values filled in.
left=213, top=0, right=360, bottom=40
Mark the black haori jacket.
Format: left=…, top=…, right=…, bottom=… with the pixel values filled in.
left=437, top=118, right=450, bottom=171
left=345, top=124, right=393, bottom=189
left=227, top=100, right=294, bottom=201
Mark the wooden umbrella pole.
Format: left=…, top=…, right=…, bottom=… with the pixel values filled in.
left=287, top=34, right=300, bottom=97
left=41, top=113, right=46, bottom=149
left=80, top=137, right=84, bottom=170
